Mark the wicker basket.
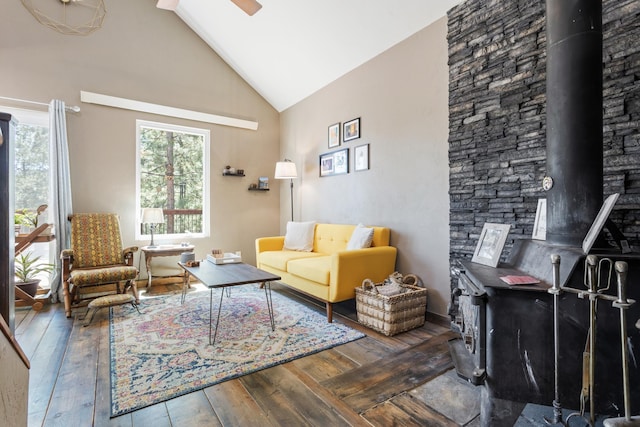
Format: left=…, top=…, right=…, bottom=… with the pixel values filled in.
left=355, top=274, right=428, bottom=336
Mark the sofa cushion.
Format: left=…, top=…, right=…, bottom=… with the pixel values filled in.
left=347, top=224, right=374, bottom=250
left=283, top=221, right=316, bottom=251
left=314, top=224, right=354, bottom=254
left=259, top=250, right=324, bottom=271
left=287, top=256, right=331, bottom=286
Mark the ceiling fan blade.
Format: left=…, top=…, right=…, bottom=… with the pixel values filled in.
left=156, top=0, right=179, bottom=11
left=230, top=0, right=262, bottom=16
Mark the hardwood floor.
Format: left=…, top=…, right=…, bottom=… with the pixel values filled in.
left=14, top=279, right=481, bottom=427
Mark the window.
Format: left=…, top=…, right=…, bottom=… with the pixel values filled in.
left=4, top=106, right=53, bottom=287
left=136, top=120, right=210, bottom=241
left=5, top=108, right=50, bottom=211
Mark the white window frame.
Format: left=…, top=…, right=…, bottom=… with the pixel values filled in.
left=135, top=119, right=210, bottom=241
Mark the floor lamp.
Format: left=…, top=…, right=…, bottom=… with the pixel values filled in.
left=274, top=159, right=297, bottom=221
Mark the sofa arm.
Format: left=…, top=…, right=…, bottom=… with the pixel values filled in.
left=329, top=246, right=398, bottom=302
left=255, top=236, right=285, bottom=254
left=255, top=236, right=285, bottom=267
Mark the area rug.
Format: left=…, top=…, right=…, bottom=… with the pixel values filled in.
left=109, top=286, right=365, bottom=417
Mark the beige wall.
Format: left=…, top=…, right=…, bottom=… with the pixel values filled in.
left=280, top=18, right=451, bottom=317
left=1, top=1, right=281, bottom=267
left=2, top=3, right=452, bottom=316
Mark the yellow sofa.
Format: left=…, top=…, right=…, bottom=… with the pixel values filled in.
left=255, top=223, right=397, bottom=322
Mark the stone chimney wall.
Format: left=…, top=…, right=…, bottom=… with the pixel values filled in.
left=447, top=0, right=640, bottom=266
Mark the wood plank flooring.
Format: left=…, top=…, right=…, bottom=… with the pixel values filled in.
left=14, top=279, right=481, bottom=427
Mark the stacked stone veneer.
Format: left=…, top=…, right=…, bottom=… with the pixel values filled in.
left=447, top=0, right=640, bottom=268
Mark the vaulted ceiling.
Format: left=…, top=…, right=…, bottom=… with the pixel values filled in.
left=168, top=0, right=463, bottom=112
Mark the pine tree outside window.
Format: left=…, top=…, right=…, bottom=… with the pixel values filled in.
left=136, top=120, right=210, bottom=241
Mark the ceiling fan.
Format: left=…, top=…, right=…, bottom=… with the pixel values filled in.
left=157, top=0, right=262, bottom=16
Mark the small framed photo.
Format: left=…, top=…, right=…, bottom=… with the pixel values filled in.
left=532, top=198, right=546, bottom=240
left=328, top=123, right=340, bottom=148
left=472, top=223, right=511, bottom=268
left=354, top=144, right=369, bottom=171
left=333, top=148, right=349, bottom=174
left=582, top=193, right=620, bottom=254
left=320, top=152, right=334, bottom=176
left=319, top=148, right=349, bottom=177
left=343, top=117, right=360, bottom=142
left=258, top=176, right=269, bottom=189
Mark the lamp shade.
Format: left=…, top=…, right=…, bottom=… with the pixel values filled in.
left=140, top=208, right=165, bottom=224
left=274, top=161, right=298, bottom=179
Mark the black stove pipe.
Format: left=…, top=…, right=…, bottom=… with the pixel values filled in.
left=545, top=0, right=603, bottom=246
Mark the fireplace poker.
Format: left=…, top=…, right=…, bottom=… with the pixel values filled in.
left=586, top=255, right=600, bottom=426
left=602, top=262, right=640, bottom=427
left=566, top=255, right=607, bottom=427
left=545, top=254, right=566, bottom=426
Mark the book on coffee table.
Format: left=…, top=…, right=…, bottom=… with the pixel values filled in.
left=499, top=275, right=540, bottom=285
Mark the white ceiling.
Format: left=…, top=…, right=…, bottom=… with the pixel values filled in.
left=172, top=0, right=463, bottom=112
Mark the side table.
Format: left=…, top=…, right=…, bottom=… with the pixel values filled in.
left=141, top=244, right=195, bottom=288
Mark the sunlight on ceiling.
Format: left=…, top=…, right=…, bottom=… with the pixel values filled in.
left=171, top=0, right=463, bottom=112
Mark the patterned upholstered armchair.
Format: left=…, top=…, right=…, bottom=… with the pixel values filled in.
left=61, top=213, right=139, bottom=318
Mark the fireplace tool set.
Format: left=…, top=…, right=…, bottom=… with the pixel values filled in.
left=546, top=254, right=639, bottom=426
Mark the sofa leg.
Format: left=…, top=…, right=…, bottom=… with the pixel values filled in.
left=326, top=302, right=333, bottom=323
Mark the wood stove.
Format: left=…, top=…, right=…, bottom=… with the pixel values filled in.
left=451, top=242, right=640, bottom=425
left=449, top=0, right=640, bottom=425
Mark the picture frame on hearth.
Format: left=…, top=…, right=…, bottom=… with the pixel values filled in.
left=328, top=123, right=340, bottom=148
left=472, top=223, right=511, bottom=268
left=532, top=198, right=547, bottom=240
left=343, top=117, right=360, bottom=142
left=582, top=193, right=620, bottom=254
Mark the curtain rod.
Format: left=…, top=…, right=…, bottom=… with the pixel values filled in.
left=0, top=96, right=81, bottom=113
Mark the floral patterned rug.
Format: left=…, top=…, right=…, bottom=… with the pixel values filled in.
left=109, top=286, right=364, bottom=417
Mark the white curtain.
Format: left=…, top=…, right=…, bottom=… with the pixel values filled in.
left=48, top=100, right=73, bottom=303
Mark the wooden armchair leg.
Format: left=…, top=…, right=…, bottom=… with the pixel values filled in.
left=326, top=302, right=333, bottom=323
left=129, top=280, right=139, bottom=304
left=63, top=280, right=72, bottom=318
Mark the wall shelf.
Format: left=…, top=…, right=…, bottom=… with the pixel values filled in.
left=248, top=187, right=269, bottom=191
left=222, top=172, right=245, bottom=177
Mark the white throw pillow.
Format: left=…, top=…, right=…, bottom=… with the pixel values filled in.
left=347, top=224, right=374, bottom=250
left=283, top=221, right=316, bottom=252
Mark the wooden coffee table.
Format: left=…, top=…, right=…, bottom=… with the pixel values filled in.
left=178, top=261, right=281, bottom=345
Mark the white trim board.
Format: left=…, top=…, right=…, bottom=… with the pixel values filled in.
left=80, top=91, right=258, bottom=131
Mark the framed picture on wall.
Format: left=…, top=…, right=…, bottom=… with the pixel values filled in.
left=472, top=223, right=511, bottom=267
left=354, top=144, right=369, bottom=171
left=328, top=123, right=340, bottom=148
left=333, top=148, right=349, bottom=174
left=319, top=148, right=349, bottom=177
left=343, top=117, right=360, bottom=142
left=320, top=152, right=334, bottom=176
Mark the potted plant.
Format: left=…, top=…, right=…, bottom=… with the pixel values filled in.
left=14, top=251, right=55, bottom=297
left=15, top=204, right=48, bottom=234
